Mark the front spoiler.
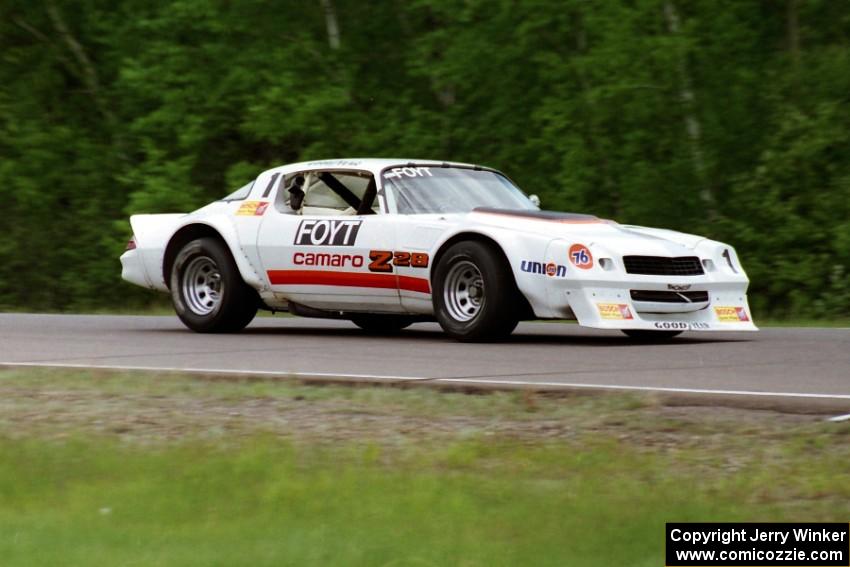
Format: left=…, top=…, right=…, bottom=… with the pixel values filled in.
left=557, top=283, right=758, bottom=332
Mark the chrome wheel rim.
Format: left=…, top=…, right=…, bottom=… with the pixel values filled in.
left=443, top=260, right=485, bottom=322
left=182, top=256, right=223, bottom=315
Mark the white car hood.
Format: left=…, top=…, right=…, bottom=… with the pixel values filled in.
left=464, top=209, right=708, bottom=255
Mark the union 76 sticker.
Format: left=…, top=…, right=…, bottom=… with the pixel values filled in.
left=569, top=244, right=593, bottom=269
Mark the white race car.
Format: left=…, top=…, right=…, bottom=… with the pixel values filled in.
left=121, top=158, right=757, bottom=341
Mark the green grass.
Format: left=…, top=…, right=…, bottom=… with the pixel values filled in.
left=0, top=369, right=848, bottom=566
left=0, top=438, right=818, bottom=567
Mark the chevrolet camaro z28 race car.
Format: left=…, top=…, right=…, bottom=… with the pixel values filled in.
left=121, top=158, right=757, bottom=341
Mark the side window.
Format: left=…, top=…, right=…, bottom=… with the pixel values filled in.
left=303, top=175, right=352, bottom=210
left=275, top=172, right=304, bottom=213
left=279, top=171, right=377, bottom=215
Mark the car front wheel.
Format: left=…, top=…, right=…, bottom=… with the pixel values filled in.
left=170, top=237, right=257, bottom=333
left=433, top=241, right=520, bottom=341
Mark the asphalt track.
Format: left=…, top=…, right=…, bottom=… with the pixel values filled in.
left=1, top=313, right=848, bottom=412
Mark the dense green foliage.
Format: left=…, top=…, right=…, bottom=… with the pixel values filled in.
left=1, top=1, right=848, bottom=316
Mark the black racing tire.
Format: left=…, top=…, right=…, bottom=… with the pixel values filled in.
left=350, top=314, right=414, bottom=334
left=621, top=330, right=683, bottom=340
left=432, top=240, right=520, bottom=342
left=169, top=237, right=258, bottom=333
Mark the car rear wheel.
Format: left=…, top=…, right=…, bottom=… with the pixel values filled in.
left=621, top=330, right=683, bottom=340
left=350, top=314, right=414, bottom=334
left=170, top=237, right=257, bottom=333
left=433, top=241, right=520, bottom=341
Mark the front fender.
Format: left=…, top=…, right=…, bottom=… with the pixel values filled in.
left=431, top=225, right=559, bottom=318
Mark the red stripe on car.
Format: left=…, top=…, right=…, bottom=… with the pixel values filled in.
left=267, top=270, right=431, bottom=294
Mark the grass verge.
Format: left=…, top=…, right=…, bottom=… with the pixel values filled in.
left=0, top=369, right=848, bottom=566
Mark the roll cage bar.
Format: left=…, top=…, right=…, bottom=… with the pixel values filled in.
left=316, top=172, right=377, bottom=215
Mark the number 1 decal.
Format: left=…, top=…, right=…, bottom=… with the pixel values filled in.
left=262, top=172, right=281, bottom=198
left=721, top=249, right=737, bottom=273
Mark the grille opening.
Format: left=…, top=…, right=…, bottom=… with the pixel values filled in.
left=623, top=255, right=704, bottom=276
left=630, top=290, right=709, bottom=303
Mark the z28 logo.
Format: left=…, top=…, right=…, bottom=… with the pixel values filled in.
left=368, top=250, right=429, bottom=273
left=294, top=219, right=362, bottom=246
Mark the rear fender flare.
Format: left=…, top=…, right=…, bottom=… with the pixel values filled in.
left=163, top=217, right=264, bottom=291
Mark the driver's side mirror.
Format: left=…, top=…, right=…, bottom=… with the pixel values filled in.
left=529, top=194, right=541, bottom=208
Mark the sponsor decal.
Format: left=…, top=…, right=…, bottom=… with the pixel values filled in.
left=667, top=284, right=692, bottom=291
left=293, top=252, right=363, bottom=268
left=520, top=260, right=567, bottom=278
left=368, top=250, right=429, bottom=273
left=654, top=321, right=710, bottom=330
left=654, top=321, right=689, bottom=330
left=305, top=159, right=363, bottom=167
left=294, top=219, right=362, bottom=246
left=714, top=306, right=750, bottom=322
left=569, top=244, right=593, bottom=269
left=235, top=201, right=270, bottom=216
left=597, top=303, right=633, bottom=320
left=267, top=270, right=430, bottom=294
left=722, top=248, right=738, bottom=273
left=384, top=167, right=433, bottom=179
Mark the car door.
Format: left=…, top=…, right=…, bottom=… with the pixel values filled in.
left=255, top=169, right=404, bottom=313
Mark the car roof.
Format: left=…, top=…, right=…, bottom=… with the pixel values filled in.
left=261, top=158, right=485, bottom=177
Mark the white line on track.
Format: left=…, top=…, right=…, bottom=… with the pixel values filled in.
left=437, top=377, right=850, bottom=400
left=0, top=361, right=426, bottom=382
left=827, top=413, right=850, bottom=422
left=2, top=360, right=850, bottom=402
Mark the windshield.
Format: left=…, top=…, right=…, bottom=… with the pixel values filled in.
left=382, top=166, right=537, bottom=214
